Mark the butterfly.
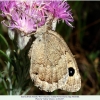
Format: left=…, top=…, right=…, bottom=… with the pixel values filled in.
left=28, top=19, right=81, bottom=92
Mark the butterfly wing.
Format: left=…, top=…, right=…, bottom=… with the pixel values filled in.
left=62, top=51, right=81, bottom=92
left=48, top=30, right=81, bottom=92
left=29, top=30, right=81, bottom=92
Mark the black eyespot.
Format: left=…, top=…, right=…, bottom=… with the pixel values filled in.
left=39, top=39, right=41, bottom=42
left=68, top=67, right=75, bottom=76
left=34, top=72, right=38, bottom=75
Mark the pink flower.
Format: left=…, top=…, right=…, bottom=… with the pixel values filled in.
left=0, top=0, right=74, bottom=34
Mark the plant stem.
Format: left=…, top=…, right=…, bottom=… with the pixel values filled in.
left=22, top=87, right=31, bottom=95
left=6, top=49, right=13, bottom=95
left=7, top=77, right=12, bottom=95
left=2, top=79, right=8, bottom=94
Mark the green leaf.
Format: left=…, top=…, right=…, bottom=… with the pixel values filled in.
left=89, top=51, right=100, bottom=61
left=0, top=50, right=11, bottom=62
left=0, top=34, right=9, bottom=48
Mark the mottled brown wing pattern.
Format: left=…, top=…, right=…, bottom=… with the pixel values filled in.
left=49, top=30, right=81, bottom=92
left=29, top=29, right=81, bottom=92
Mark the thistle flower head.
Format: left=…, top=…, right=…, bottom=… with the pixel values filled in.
left=0, top=0, right=74, bottom=34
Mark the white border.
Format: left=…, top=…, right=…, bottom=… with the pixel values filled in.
left=0, top=95, right=100, bottom=100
